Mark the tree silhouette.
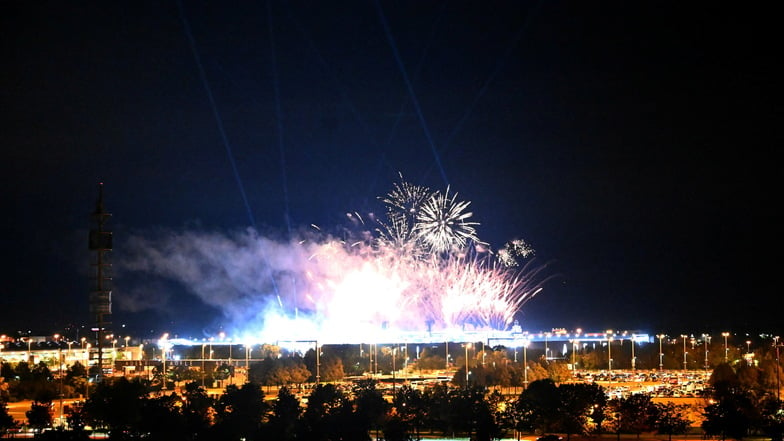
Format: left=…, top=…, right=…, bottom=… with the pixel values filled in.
left=266, top=386, right=302, bottom=440
left=82, top=376, right=149, bottom=437
left=654, top=402, right=691, bottom=441
left=0, top=399, right=19, bottom=436
left=301, top=383, right=347, bottom=441
left=26, top=399, right=53, bottom=433
left=211, top=382, right=268, bottom=441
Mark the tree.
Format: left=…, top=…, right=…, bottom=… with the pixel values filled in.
left=301, top=383, right=347, bottom=441
left=422, top=382, right=453, bottom=435
left=319, top=354, right=346, bottom=382
left=352, top=379, right=389, bottom=438
left=392, top=384, right=427, bottom=439
left=450, top=386, right=502, bottom=441
left=138, top=393, right=187, bottom=440
left=515, top=379, right=561, bottom=434
left=64, top=401, right=89, bottom=434
left=653, top=402, right=691, bottom=441
left=0, top=398, right=18, bottom=436
left=82, top=376, right=150, bottom=437
left=758, top=396, right=784, bottom=441
left=702, top=389, right=756, bottom=441
left=181, top=381, right=214, bottom=435
left=211, top=382, right=268, bottom=441
left=704, top=362, right=763, bottom=440
left=266, top=386, right=302, bottom=440
left=609, top=394, right=658, bottom=439
left=26, top=399, right=53, bottom=433
left=557, top=382, right=605, bottom=439
left=546, top=361, right=573, bottom=383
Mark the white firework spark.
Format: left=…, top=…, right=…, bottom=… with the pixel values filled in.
left=414, top=186, right=482, bottom=254
left=497, top=238, right=536, bottom=267
left=380, top=173, right=432, bottom=220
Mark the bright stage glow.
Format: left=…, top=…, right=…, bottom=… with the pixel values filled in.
left=120, top=175, right=552, bottom=345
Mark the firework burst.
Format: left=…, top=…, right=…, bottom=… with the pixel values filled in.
left=414, top=186, right=482, bottom=254
left=119, top=175, right=551, bottom=344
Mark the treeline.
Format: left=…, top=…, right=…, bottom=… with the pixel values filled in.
left=1, top=353, right=783, bottom=441
left=1, top=376, right=688, bottom=441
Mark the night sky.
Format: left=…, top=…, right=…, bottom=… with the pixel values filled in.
left=1, top=2, right=779, bottom=339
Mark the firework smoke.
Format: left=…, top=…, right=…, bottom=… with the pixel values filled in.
left=116, top=177, right=549, bottom=344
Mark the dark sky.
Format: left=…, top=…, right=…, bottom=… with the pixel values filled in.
left=1, top=1, right=779, bottom=339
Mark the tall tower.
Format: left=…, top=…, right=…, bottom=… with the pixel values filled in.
left=88, top=183, right=112, bottom=378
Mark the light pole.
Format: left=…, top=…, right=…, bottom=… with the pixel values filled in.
left=160, top=333, right=169, bottom=389
left=544, top=333, right=550, bottom=361
left=657, top=334, right=665, bottom=371
left=702, top=334, right=710, bottom=370
left=368, top=343, right=373, bottom=376
left=316, top=340, right=320, bottom=385
left=630, top=334, right=636, bottom=371
left=392, top=346, right=396, bottom=393
left=445, top=342, right=449, bottom=370
left=464, top=343, right=472, bottom=385
left=245, top=344, right=251, bottom=380
left=746, top=340, right=751, bottom=355
left=773, top=336, right=780, bottom=401
left=58, top=345, right=63, bottom=423
left=722, top=332, right=730, bottom=363
left=607, top=334, right=613, bottom=371
left=681, top=335, right=688, bottom=370
left=569, top=339, right=578, bottom=371
left=523, top=339, right=529, bottom=389
left=201, top=343, right=206, bottom=387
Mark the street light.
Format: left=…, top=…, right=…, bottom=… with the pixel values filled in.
left=245, top=344, right=251, bottom=379
left=464, top=343, right=472, bottom=385
left=569, top=339, right=578, bottom=372
left=657, top=334, right=666, bottom=371
left=544, top=332, right=550, bottom=361
left=630, top=334, right=636, bottom=371
left=607, top=334, right=614, bottom=371
left=316, top=340, right=320, bottom=385
left=773, top=336, right=780, bottom=401
left=391, top=345, right=397, bottom=393
left=201, top=343, right=206, bottom=387
left=160, top=333, right=169, bottom=389
left=523, top=339, right=529, bottom=389
left=681, top=335, right=688, bottom=370
left=722, top=332, right=730, bottom=363
left=746, top=340, right=751, bottom=355
left=702, top=334, right=711, bottom=370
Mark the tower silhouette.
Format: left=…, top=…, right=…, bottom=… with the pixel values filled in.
left=89, top=183, right=112, bottom=378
